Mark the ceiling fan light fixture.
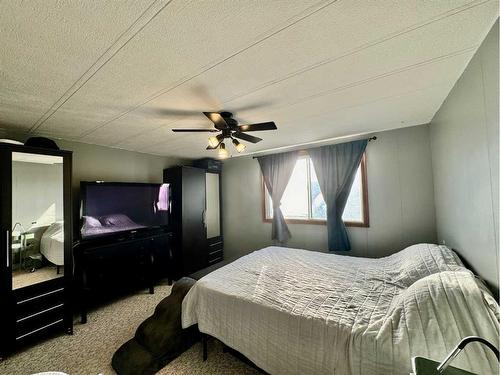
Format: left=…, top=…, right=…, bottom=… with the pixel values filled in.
left=232, top=138, right=246, bottom=153
left=171, top=110, right=277, bottom=154
left=208, top=136, right=219, bottom=148
left=218, top=142, right=229, bottom=159
left=208, top=134, right=224, bottom=148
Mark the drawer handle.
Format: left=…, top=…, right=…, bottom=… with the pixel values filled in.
left=17, top=303, right=64, bottom=323
left=17, top=288, right=64, bottom=305
left=209, top=249, right=222, bottom=256
left=6, top=230, right=10, bottom=268
left=16, top=319, right=63, bottom=341
left=208, top=257, right=222, bottom=264
left=209, top=242, right=222, bottom=247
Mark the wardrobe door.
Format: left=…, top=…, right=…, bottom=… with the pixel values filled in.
left=181, top=167, right=207, bottom=273
left=0, top=148, right=14, bottom=356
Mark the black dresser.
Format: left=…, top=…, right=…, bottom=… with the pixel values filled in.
left=73, top=228, right=173, bottom=323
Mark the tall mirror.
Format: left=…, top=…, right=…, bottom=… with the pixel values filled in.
left=205, top=172, right=220, bottom=239
left=11, top=152, right=64, bottom=290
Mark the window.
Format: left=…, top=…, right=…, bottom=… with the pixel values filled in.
left=262, top=153, right=369, bottom=227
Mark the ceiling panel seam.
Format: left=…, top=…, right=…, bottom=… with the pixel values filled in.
left=77, top=0, right=490, bottom=140
left=270, top=46, right=477, bottom=109
left=110, top=46, right=476, bottom=148
left=289, top=82, right=453, bottom=124
left=220, top=0, right=493, bottom=105
left=75, top=0, right=339, bottom=139
left=28, top=0, right=177, bottom=133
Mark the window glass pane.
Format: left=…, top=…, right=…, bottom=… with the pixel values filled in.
left=310, top=160, right=326, bottom=219
left=310, top=160, right=363, bottom=222
left=280, top=158, right=309, bottom=219
left=266, top=156, right=364, bottom=223
left=342, top=166, right=363, bottom=222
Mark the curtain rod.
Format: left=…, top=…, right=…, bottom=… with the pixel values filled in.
left=252, top=136, right=377, bottom=159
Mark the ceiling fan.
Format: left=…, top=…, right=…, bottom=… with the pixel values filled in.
left=172, top=111, right=277, bottom=158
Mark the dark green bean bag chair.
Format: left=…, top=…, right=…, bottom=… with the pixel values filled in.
left=112, top=277, right=199, bottom=375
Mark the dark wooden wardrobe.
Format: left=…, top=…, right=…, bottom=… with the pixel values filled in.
left=163, top=162, right=223, bottom=277
left=0, top=143, right=73, bottom=357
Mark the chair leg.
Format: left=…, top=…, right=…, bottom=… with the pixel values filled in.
left=202, top=334, right=208, bottom=361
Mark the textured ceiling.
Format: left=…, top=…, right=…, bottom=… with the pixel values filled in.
left=0, top=0, right=498, bottom=159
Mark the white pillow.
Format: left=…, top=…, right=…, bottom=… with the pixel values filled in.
left=83, top=215, right=102, bottom=228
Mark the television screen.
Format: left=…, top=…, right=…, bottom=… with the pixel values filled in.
left=80, top=182, right=170, bottom=239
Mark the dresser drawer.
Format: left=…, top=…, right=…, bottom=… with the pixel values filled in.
left=15, top=287, right=65, bottom=319
left=12, top=277, right=67, bottom=342
left=208, top=240, right=223, bottom=251
left=16, top=304, right=65, bottom=339
left=15, top=318, right=65, bottom=344
left=208, top=250, right=223, bottom=265
left=207, top=239, right=223, bottom=265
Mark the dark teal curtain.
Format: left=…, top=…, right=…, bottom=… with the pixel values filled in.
left=257, top=151, right=299, bottom=244
left=309, top=140, right=367, bottom=251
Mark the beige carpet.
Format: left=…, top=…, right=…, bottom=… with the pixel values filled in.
left=0, top=281, right=260, bottom=375
left=12, top=266, right=62, bottom=290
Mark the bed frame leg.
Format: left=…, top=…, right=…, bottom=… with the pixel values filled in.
left=202, top=333, right=208, bottom=361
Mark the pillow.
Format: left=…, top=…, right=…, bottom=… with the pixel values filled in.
left=83, top=216, right=102, bottom=228
left=386, top=243, right=466, bottom=287
left=99, top=214, right=136, bottom=227
left=383, top=271, right=499, bottom=374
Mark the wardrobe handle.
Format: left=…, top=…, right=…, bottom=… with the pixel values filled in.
left=6, top=230, right=10, bottom=268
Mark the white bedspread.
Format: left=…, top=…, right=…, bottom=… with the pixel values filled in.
left=40, top=222, right=64, bottom=266
left=182, top=244, right=499, bottom=375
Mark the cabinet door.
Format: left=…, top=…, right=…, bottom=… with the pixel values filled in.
left=205, top=172, right=220, bottom=239
left=0, top=149, right=14, bottom=354
left=182, top=168, right=207, bottom=273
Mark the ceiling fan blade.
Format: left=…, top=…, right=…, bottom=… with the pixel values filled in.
left=172, top=128, right=218, bottom=132
left=232, top=131, right=262, bottom=143
left=148, top=108, right=202, bottom=117
left=203, top=112, right=229, bottom=130
left=232, top=100, right=273, bottom=112
left=238, top=122, right=277, bottom=132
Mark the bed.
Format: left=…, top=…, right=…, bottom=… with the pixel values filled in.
left=40, top=221, right=64, bottom=266
left=182, top=244, right=500, bottom=375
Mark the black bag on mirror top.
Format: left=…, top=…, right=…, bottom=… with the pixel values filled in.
left=25, top=137, right=60, bottom=150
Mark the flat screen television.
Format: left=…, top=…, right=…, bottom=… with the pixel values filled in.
left=80, top=182, right=170, bottom=240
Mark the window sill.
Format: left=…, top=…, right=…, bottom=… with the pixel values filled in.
left=262, top=218, right=369, bottom=228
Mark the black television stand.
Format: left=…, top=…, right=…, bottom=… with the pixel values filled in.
left=73, top=228, right=173, bottom=324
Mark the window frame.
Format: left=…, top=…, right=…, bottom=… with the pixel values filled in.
left=261, top=152, right=369, bottom=227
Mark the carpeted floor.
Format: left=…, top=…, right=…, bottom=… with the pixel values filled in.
left=12, top=265, right=62, bottom=290
left=0, top=281, right=260, bottom=375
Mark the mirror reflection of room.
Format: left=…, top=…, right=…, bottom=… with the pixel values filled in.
left=11, top=152, right=64, bottom=290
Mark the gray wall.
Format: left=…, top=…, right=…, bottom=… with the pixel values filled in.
left=222, top=124, right=437, bottom=261
left=54, top=139, right=185, bottom=187
left=430, top=20, right=499, bottom=293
